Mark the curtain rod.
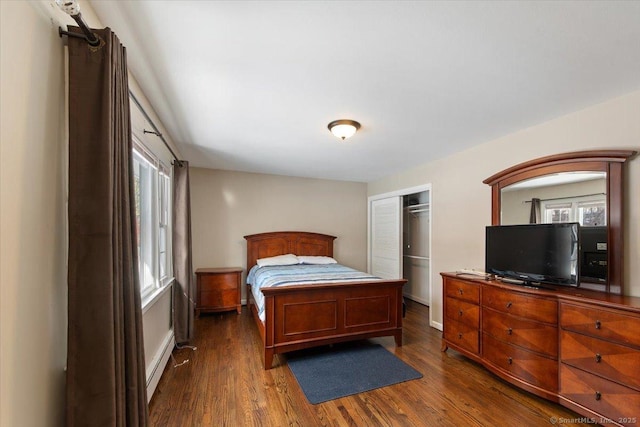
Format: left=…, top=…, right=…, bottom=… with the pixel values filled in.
left=57, top=1, right=183, bottom=166
left=129, top=92, right=183, bottom=166
left=523, top=192, right=605, bottom=203
left=56, top=0, right=100, bottom=46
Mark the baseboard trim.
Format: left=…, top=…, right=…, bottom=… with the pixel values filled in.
left=404, top=294, right=429, bottom=306
left=146, top=330, right=174, bottom=403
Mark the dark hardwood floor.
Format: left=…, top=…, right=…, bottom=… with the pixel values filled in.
left=149, top=300, right=590, bottom=426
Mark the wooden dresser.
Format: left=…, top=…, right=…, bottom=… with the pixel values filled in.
left=443, top=276, right=481, bottom=356
left=195, top=267, right=243, bottom=316
left=442, top=273, right=640, bottom=426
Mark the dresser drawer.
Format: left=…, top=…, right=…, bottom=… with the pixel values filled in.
left=445, top=297, right=479, bottom=329
left=199, top=272, right=239, bottom=291
left=483, top=307, right=558, bottom=358
left=560, top=364, right=640, bottom=426
left=560, top=303, right=640, bottom=348
left=560, top=330, right=640, bottom=390
left=483, top=333, right=558, bottom=392
left=444, top=318, right=479, bottom=355
left=483, top=286, right=557, bottom=324
left=445, top=278, right=480, bottom=304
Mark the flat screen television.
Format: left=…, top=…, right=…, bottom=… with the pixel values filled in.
left=485, top=223, right=579, bottom=287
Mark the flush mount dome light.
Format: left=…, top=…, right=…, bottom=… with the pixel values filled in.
left=328, top=119, right=361, bottom=140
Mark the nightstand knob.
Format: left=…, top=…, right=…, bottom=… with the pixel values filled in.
left=458, top=333, right=463, bottom=339
left=458, top=288, right=464, bottom=295
left=507, top=328, right=513, bottom=335
left=595, top=320, right=601, bottom=330
left=595, top=353, right=602, bottom=363
left=595, top=391, right=602, bottom=401
left=506, top=301, right=513, bottom=309
left=507, top=356, right=513, bottom=365
left=458, top=310, right=463, bottom=316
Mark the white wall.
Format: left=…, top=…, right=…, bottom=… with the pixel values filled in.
left=1, top=2, right=68, bottom=425
left=190, top=168, right=368, bottom=301
left=0, top=2, right=181, bottom=425
left=368, top=91, right=640, bottom=328
left=141, top=289, right=172, bottom=402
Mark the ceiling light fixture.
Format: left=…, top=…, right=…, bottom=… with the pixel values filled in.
left=328, top=119, right=361, bottom=141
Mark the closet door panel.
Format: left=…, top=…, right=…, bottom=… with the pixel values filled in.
left=370, top=197, right=402, bottom=279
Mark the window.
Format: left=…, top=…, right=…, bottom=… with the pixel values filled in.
left=544, top=202, right=571, bottom=224
left=158, top=164, right=171, bottom=283
left=542, top=197, right=607, bottom=226
left=133, top=141, right=173, bottom=302
left=578, top=201, right=606, bottom=226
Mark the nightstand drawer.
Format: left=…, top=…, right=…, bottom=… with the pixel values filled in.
left=200, top=273, right=238, bottom=291
left=195, top=267, right=242, bottom=315
left=200, top=289, right=238, bottom=309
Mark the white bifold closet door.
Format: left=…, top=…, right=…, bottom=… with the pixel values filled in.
left=370, top=196, right=402, bottom=279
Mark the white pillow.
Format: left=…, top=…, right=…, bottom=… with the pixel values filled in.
left=256, top=253, right=299, bottom=267
left=298, top=256, right=338, bottom=265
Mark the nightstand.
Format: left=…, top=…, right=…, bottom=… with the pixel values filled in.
left=195, top=267, right=243, bottom=316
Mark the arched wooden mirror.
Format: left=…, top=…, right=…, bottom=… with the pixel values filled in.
left=484, top=150, right=636, bottom=295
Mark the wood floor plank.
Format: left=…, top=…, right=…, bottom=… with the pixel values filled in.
left=149, top=300, right=591, bottom=426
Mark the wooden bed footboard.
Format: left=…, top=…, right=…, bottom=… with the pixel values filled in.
left=244, top=231, right=406, bottom=369
left=249, top=280, right=405, bottom=369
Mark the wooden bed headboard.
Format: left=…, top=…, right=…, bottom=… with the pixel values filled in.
left=244, top=231, right=337, bottom=270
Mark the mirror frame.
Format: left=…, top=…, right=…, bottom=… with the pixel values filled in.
left=484, top=150, right=636, bottom=295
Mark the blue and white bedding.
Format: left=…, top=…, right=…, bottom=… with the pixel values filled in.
left=247, top=263, right=380, bottom=321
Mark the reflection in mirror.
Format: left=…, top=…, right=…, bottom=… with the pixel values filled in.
left=500, top=172, right=607, bottom=225
left=500, top=171, right=608, bottom=284
left=485, top=150, right=636, bottom=294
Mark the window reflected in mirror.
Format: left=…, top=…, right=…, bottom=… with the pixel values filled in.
left=500, top=171, right=608, bottom=284
left=500, top=172, right=606, bottom=225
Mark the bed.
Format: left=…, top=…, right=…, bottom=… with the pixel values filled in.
left=244, top=231, right=407, bottom=369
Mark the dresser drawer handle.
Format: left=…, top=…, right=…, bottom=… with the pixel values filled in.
left=595, top=353, right=602, bottom=363
left=458, top=333, right=463, bottom=339
left=507, top=328, right=513, bottom=335
left=507, top=357, right=513, bottom=365
left=595, top=391, right=601, bottom=401
left=458, top=310, right=463, bottom=316
left=458, top=288, right=464, bottom=295
left=595, top=320, right=601, bottom=330
left=506, top=301, right=513, bottom=309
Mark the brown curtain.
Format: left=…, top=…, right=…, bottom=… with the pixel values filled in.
left=172, top=161, right=195, bottom=343
left=66, top=28, right=148, bottom=426
left=529, top=198, right=542, bottom=224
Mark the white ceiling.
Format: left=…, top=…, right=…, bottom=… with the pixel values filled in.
left=89, top=1, right=640, bottom=182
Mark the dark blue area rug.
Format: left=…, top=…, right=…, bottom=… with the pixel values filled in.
left=286, top=341, right=422, bottom=404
